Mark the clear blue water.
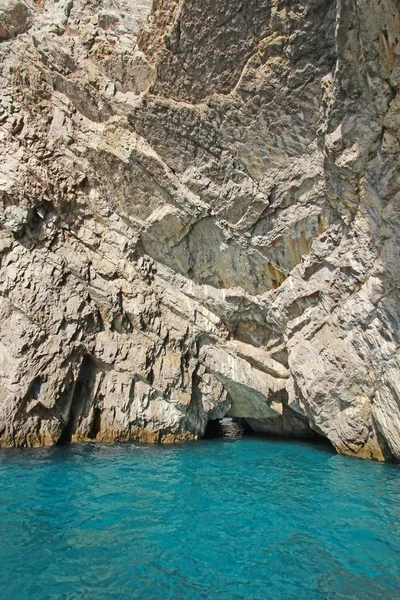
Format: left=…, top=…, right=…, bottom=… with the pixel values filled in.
left=0, top=433, right=399, bottom=600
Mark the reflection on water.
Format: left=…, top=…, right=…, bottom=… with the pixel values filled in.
left=204, top=417, right=248, bottom=439
left=219, top=417, right=247, bottom=438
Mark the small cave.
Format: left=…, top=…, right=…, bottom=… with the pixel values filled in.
left=89, top=407, right=102, bottom=440
left=57, top=378, right=84, bottom=445
left=203, top=410, right=335, bottom=452
left=27, top=376, right=45, bottom=401
left=58, top=356, right=97, bottom=445
left=204, top=417, right=252, bottom=440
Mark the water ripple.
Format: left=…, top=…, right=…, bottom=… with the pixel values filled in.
left=0, top=438, right=399, bottom=599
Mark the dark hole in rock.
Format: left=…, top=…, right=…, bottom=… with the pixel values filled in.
left=204, top=413, right=336, bottom=453
left=28, top=376, right=44, bottom=400
left=57, top=380, right=83, bottom=445
left=89, top=407, right=102, bottom=440
left=58, top=356, right=96, bottom=445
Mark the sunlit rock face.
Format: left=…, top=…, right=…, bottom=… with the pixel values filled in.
left=0, top=0, right=399, bottom=460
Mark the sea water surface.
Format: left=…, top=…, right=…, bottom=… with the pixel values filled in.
left=0, top=429, right=399, bottom=600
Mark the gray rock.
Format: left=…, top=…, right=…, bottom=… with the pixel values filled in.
left=0, top=206, right=29, bottom=235
left=0, top=0, right=32, bottom=41
left=0, top=0, right=399, bottom=460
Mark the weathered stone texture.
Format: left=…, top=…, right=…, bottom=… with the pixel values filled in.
left=0, top=0, right=399, bottom=460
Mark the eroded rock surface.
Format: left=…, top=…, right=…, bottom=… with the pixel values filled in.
left=0, top=0, right=399, bottom=460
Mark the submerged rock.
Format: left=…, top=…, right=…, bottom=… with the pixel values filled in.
left=0, top=0, right=399, bottom=460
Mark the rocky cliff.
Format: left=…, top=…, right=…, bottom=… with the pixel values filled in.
left=0, top=0, right=399, bottom=459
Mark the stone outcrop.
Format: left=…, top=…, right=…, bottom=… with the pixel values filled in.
left=0, top=0, right=399, bottom=460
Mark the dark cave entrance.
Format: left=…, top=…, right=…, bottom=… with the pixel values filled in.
left=203, top=414, right=336, bottom=452
left=57, top=356, right=98, bottom=445
left=204, top=417, right=252, bottom=439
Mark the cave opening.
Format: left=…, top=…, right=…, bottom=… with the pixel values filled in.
left=57, top=356, right=96, bottom=445
left=203, top=414, right=336, bottom=452
left=57, top=380, right=83, bottom=445
left=89, top=407, right=102, bottom=440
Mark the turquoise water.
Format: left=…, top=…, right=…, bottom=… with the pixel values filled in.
left=0, top=434, right=399, bottom=600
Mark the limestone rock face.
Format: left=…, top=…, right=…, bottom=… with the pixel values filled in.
left=0, top=0, right=399, bottom=460
left=0, top=0, right=32, bottom=42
